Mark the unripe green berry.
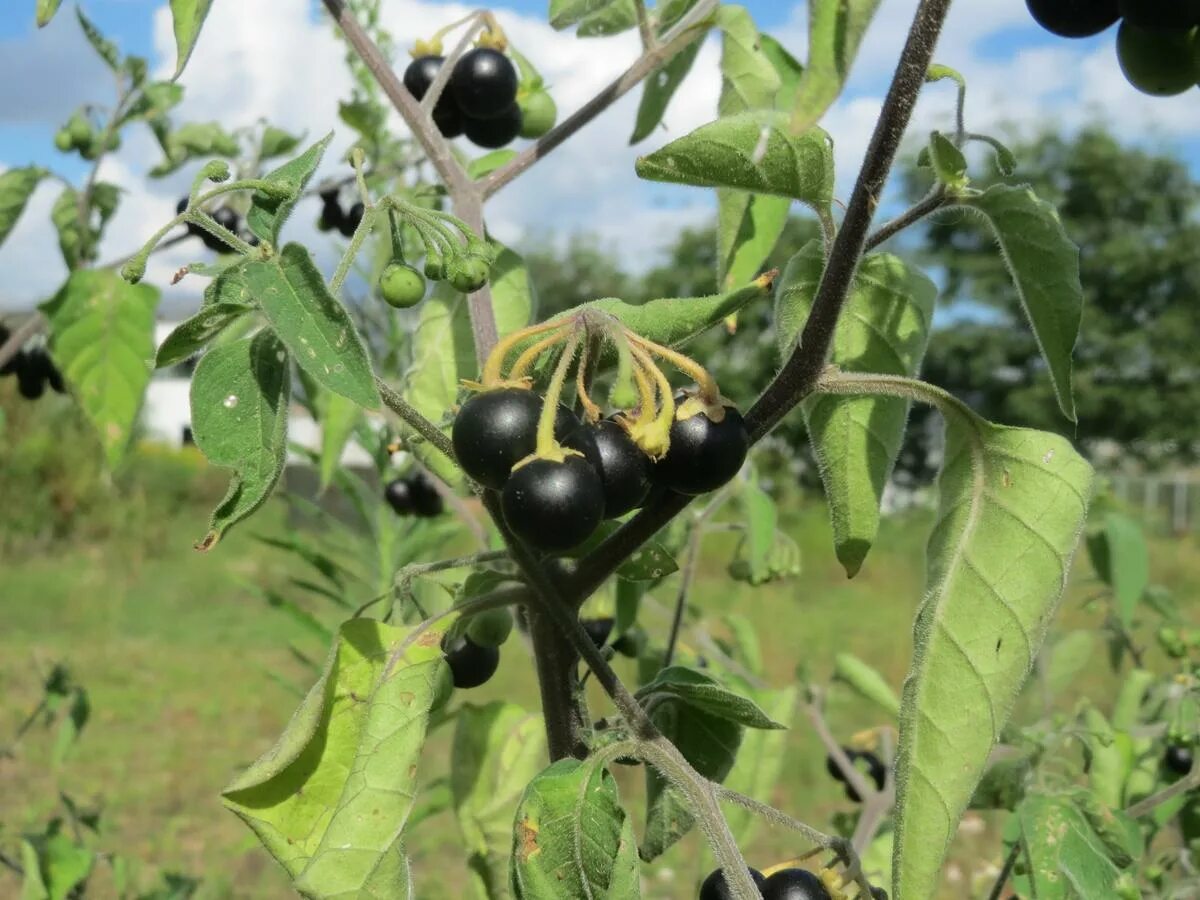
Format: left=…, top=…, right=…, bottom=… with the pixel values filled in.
left=54, top=130, right=72, bottom=152
left=518, top=90, right=557, bottom=139
left=446, top=253, right=490, bottom=294
left=379, top=262, right=426, bottom=309
left=465, top=607, right=514, bottom=647
left=424, top=252, right=445, bottom=281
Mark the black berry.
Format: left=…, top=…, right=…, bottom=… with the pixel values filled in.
left=384, top=478, right=414, bottom=515
left=653, top=405, right=750, bottom=495
left=451, top=48, right=519, bottom=120
left=1119, top=0, right=1200, bottom=30
left=1024, top=0, right=1119, bottom=37
left=404, top=55, right=467, bottom=138
left=611, top=628, right=645, bottom=658
left=501, top=456, right=604, bottom=552
left=452, top=388, right=586, bottom=490
left=589, top=420, right=652, bottom=518
left=1165, top=744, right=1194, bottom=776
left=762, top=868, right=831, bottom=900
left=464, top=103, right=523, bottom=149
left=339, top=202, right=365, bottom=238
left=407, top=472, right=444, bottom=517
left=699, top=867, right=767, bottom=900
left=443, top=634, right=500, bottom=688
left=581, top=617, right=614, bottom=648
left=17, top=355, right=45, bottom=400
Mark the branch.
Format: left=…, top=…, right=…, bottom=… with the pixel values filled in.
left=803, top=687, right=877, bottom=807
left=863, top=185, right=947, bottom=251
left=481, top=0, right=719, bottom=199
left=1125, top=764, right=1200, bottom=819
left=985, top=841, right=1022, bottom=900
left=375, top=376, right=457, bottom=463
left=744, top=0, right=952, bottom=443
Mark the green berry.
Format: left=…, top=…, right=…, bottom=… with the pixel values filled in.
left=379, top=262, right=426, bottom=308
left=465, top=607, right=514, bottom=647
left=1116, top=21, right=1200, bottom=96
left=424, top=252, right=445, bottom=281
left=446, top=253, right=490, bottom=293
left=518, top=90, right=557, bottom=139
left=54, top=130, right=72, bottom=152
left=67, top=113, right=92, bottom=146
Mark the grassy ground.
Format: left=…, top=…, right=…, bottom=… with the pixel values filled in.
left=1, top=441, right=1196, bottom=899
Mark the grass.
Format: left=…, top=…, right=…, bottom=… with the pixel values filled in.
left=1, top=442, right=1197, bottom=899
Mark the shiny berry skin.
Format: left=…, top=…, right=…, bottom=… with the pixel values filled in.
left=581, top=617, right=614, bottom=648
left=464, top=103, right=523, bottom=149
left=762, top=868, right=831, bottom=900
left=443, top=634, right=500, bottom=688
left=407, top=472, right=444, bottom=517
left=384, top=478, right=414, bottom=515
left=518, top=90, right=557, bottom=139
left=380, top=262, right=426, bottom=308
left=590, top=420, right=652, bottom=518
left=653, top=406, right=750, bottom=495
left=1119, top=0, right=1200, bottom=30
left=1116, top=21, right=1200, bottom=96
left=451, top=48, right=519, bottom=120
left=1025, top=0, right=1119, bottom=37
left=699, top=867, right=767, bottom=900
left=434, top=102, right=465, bottom=139
left=452, top=388, right=585, bottom=490
left=1165, top=744, right=1194, bottom=776
left=501, top=456, right=605, bottom=552
left=404, top=55, right=466, bottom=138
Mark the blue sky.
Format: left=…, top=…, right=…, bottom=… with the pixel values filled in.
left=2, top=1, right=1199, bottom=313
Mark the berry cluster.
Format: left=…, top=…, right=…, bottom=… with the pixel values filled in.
left=452, top=315, right=749, bottom=554
left=405, top=47, right=526, bottom=149
left=0, top=327, right=64, bottom=401
left=54, top=110, right=119, bottom=160
left=700, top=866, right=838, bottom=900
left=175, top=197, right=255, bottom=253
left=1025, top=0, right=1200, bottom=96
left=316, top=186, right=365, bottom=238
left=383, top=471, right=444, bottom=518
left=440, top=606, right=515, bottom=690
left=825, top=746, right=887, bottom=802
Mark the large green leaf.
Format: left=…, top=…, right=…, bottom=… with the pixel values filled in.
left=635, top=111, right=834, bottom=211
left=40, top=270, right=159, bottom=468
left=317, top=391, right=361, bottom=493
left=638, top=666, right=785, bottom=730
left=781, top=242, right=937, bottom=576
left=833, top=653, right=900, bottom=718
left=0, top=166, right=46, bottom=247
left=452, top=703, right=546, bottom=898
left=787, top=0, right=881, bottom=135
left=510, top=759, right=641, bottom=899
left=1087, top=512, right=1148, bottom=628
left=576, top=0, right=637, bottom=37
left=168, top=0, right=213, bottom=78
left=720, top=685, right=798, bottom=845
left=189, top=331, right=290, bottom=549
left=715, top=5, right=779, bottom=115
left=244, top=242, right=379, bottom=409
left=224, top=618, right=446, bottom=898
left=36, top=0, right=65, bottom=27
left=1011, top=793, right=1131, bottom=899
left=246, top=133, right=333, bottom=244
left=891, top=402, right=1093, bottom=900
left=963, top=184, right=1082, bottom=421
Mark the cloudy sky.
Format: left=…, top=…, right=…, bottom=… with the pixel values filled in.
left=1, top=0, right=1198, bottom=313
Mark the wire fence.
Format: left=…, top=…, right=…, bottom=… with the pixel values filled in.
left=1107, top=472, right=1200, bottom=536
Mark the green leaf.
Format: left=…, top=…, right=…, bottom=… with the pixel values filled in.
left=720, top=685, right=798, bottom=845
left=259, top=125, right=303, bottom=160
left=891, top=403, right=1094, bottom=900
left=787, top=0, right=881, bottom=135
left=1012, top=793, right=1130, bottom=899
left=36, top=0, right=64, bottom=27
left=20, top=840, right=48, bottom=900
left=52, top=688, right=89, bottom=765
left=119, top=81, right=185, bottom=125
left=1097, top=513, right=1148, bottom=627
left=76, top=8, right=120, bottom=70
left=962, top=183, right=1082, bottom=421
left=317, top=391, right=361, bottom=493
left=927, top=131, right=968, bottom=190
left=636, top=111, right=834, bottom=211
left=740, top=480, right=777, bottom=585
left=244, top=242, right=379, bottom=409
left=833, top=653, right=900, bottom=718
left=224, top=618, right=446, bottom=896
left=168, top=0, right=213, bottom=78
left=156, top=267, right=255, bottom=368
left=247, top=133, right=332, bottom=244
left=1079, top=705, right=1124, bottom=810
left=728, top=530, right=801, bottom=585
left=577, top=0, right=638, bottom=37
left=510, top=759, right=641, bottom=899
left=0, top=166, right=46, bottom=247
left=630, top=41, right=702, bottom=145
left=40, top=270, right=159, bottom=468
left=715, top=6, right=779, bottom=115
left=31, top=830, right=93, bottom=900
left=969, top=753, right=1034, bottom=811
left=548, top=0, right=616, bottom=29
left=490, top=244, right=539, bottom=329
left=778, top=242, right=937, bottom=576
left=639, top=666, right=784, bottom=729
left=452, top=703, right=546, bottom=893
left=50, top=187, right=86, bottom=269
left=467, top=150, right=517, bottom=180
left=189, top=331, right=290, bottom=549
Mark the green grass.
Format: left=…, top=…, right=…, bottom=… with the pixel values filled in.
left=2, top=449, right=1197, bottom=899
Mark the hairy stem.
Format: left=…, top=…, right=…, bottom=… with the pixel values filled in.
left=375, top=377, right=457, bottom=462
left=863, top=185, right=947, bottom=251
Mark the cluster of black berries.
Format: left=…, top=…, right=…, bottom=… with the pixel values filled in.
left=175, top=198, right=256, bottom=253
left=0, top=328, right=64, bottom=401
left=404, top=48, right=524, bottom=149
left=383, top=471, right=444, bottom=518
left=700, top=866, right=847, bottom=900
left=825, top=746, right=887, bottom=802
left=450, top=387, right=749, bottom=554
left=1025, top=0, right=1200, bottom=96
left=316, top=186, right=365, bottom=239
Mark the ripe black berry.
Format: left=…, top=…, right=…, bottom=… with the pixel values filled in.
left=452, top=388, right=587, bottom=490
left=1024, top=0, right=1119, bottom=37
left=699, top=866, right=767, bottom=900
left=464, top=103, right=523, bottom=149
left=653, top=405, right=749, bottom=495
left=762, top=868, right=831, bottom=900
left=451, top=48, right=519, bottom=120
left=443, top=634, right=500, bottom=688
left=340, top=202, right=365, bottom=238
left=16, top=356, right=45, bottom=400
left=501, top=456, right=605, bottom=552
left=1119, top=0, right=1200, bottom=30
left=1165, top=744, right=1194, bottom=776
left=581, top=617, right=614, bottom=648
left=384, top=478, right=414, bottom=515
left=407, top=472, right=444, bottom=517
left=318, top=194, right=343, bottom=232
left=611, top=628, right=645, bottom=658
left=589, top=420, right=652, bottom=518
left=404, top=55, right=467, bottom=138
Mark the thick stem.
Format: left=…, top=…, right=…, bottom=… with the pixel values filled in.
left=744, top=0, right=952, bottom=444
left=452, top=190, right=501, bottom=363
left=863, top=185, right=947, bottom=251
left=375, top=376, right=457, bottom=462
